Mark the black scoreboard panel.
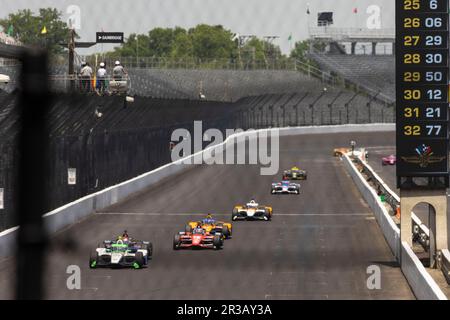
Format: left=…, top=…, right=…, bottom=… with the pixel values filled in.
left=396, top=0, right=450, bottom=188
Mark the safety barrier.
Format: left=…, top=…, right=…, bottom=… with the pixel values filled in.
left=342, top=153, right=447, bottom=300
left=355, top=157, right=430, bottom=251
left=438, top=249, right=450, bottom=285
left=342, top=153, right=401, bottom=258
left=401, top=242, right=447, bottom=300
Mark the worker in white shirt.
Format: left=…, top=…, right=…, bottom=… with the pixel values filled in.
left=79, top=62, right=93, bottom=93
left=96, top=62, right=108, bottom=95
left=112, top=61, right=128, bottom=80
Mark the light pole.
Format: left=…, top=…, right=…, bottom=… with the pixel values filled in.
left=136, top=35, right=139, bottom=67
left=366, top=91, right=381, bottom=123
left=327, top=91, right=343, bottom=125
left=345, top=92, right=359, bottom=124
left=269, top=106, right=274, bottom=127
left=350, top=140, right=356, bottom=157
left=309, top=88, right=327, bottom=125
left=258, top=106, right=263, bottom=129
left=293, top=93, right=309, bottom=126
left=280, top=105, right=285, bottom=127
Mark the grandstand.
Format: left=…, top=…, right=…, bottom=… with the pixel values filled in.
left=128, top=69, right=330, bottom=101
left=309, top=53, right=395, bottom=102
left=307, top=27, right=395, bottom=103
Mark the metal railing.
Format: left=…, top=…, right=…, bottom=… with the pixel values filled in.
left=438, top=249, right=450, bottom=284
left=352, top=156, right=431, bottom=251
left=3, top=52, right=396, bottom=106
left=54, top=56, right=299, bottom=71
left=309, top=27, right=395, bottom=40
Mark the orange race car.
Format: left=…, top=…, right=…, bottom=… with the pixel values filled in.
left=333, top=148, right=350, bottom=157
left=185, top=214, right=233, bottom=239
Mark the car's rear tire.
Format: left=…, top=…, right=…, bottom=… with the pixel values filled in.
left=213, top=235, right=223, bottom=250
left=173, top=234, right=181, bottom=250
left=135, top=252, right=144, bottom=268
left=147, top=243, right=153, bottom=257
left=89, top=251, right=98, bottom=269
left=265, top=210, right=272, bottom=221
left=185, top=224, right=192, bottom=233
left=222, top=225, right=231, bottom=238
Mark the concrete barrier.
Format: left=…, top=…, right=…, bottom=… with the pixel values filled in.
left=0, top=123, right=394, bottom=258
left=342, top=154, right=401, bottom=258
left=342, top=153, right=447, bottom=300
left=401, top=242, right=447, bottom=300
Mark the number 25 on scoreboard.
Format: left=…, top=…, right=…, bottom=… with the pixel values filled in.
left=404, top=0, right=441, bottom=10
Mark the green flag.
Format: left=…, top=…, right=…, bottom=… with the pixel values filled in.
left=7, top=25, right=13, bottom=37
left=288, top=34, right=292, bottom=41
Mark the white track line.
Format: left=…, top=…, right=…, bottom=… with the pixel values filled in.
left=95, top=212, right=372, bottom=217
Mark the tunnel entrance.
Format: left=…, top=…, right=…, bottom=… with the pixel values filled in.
left=409, top=202, right=436, bottom=268
left=400, top=188, right=448, bottom=269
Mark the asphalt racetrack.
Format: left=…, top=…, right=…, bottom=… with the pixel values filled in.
left=0, top=132, right=415, bottom=299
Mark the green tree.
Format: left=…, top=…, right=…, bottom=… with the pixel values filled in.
left=147, top=27, right=177, bottom=57
left=240, top=37, right=284, bottom=68
left=290, top=40, right=327, bottom=61
left=171, top=31, right=194, bottom=59
left=189, top=25, right=236, bottom=60
left=0, top=8, right=71, bottom=55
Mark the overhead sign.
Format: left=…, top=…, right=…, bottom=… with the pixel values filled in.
left=396, top=0, right=449, bottom=188
left=0, top=188, right=3, bottom=210
left=96, top=32, right=124, bottom=44
left=68, top=168, right=77, bottom=185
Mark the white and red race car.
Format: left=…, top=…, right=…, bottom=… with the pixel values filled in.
left=381, top=155, right=396, bottom=166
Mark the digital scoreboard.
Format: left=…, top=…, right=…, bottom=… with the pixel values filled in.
left=396, top=0, right=450, bottom=188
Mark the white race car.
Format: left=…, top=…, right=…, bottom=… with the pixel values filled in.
left=0, top=74, right=10, bottom=84
left=271, top=180, right=300, bottom=195
left=232, top=200, right=273, bottom=221
left=89, top=238, right=153, bottom=269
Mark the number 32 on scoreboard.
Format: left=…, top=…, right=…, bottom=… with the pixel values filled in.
left=403, top=124, right=442, bottom=136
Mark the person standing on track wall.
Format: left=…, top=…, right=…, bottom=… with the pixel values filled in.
left=112, top=60, right=128, bottom=80
left=96, top=62, right=108, bottom=95
left=79, top=62, right=93, bottom=93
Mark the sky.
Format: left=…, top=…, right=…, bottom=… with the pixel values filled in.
left=0, top=0, right=395, bottom=54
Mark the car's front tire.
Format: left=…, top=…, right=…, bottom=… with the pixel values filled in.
left=135, top=252, right=144, bottom=268
left=173, top=235, right=181, bottom=250
left=213, top=235, right=223, bottom=250
left=89, top=251, right=98, bottom=269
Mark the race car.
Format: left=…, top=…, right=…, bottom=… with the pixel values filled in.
left=333, top=148, right=350, bottom=157
left=186, top=214, right=232, bottom=239
left=232, top=199, right=273, bottom=221
left=89, top=235, right=153, bottom=269
left=109, top=76, right=130, bottom=95
left=382, top=154, right=396, bottom=166
left=271, top=180, right=300, bottom=195
left=173, top=227, right=224, bottom=250
left=0, top=74, right=10, bottom=84
left=283, top=166, right=307, bottom=180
